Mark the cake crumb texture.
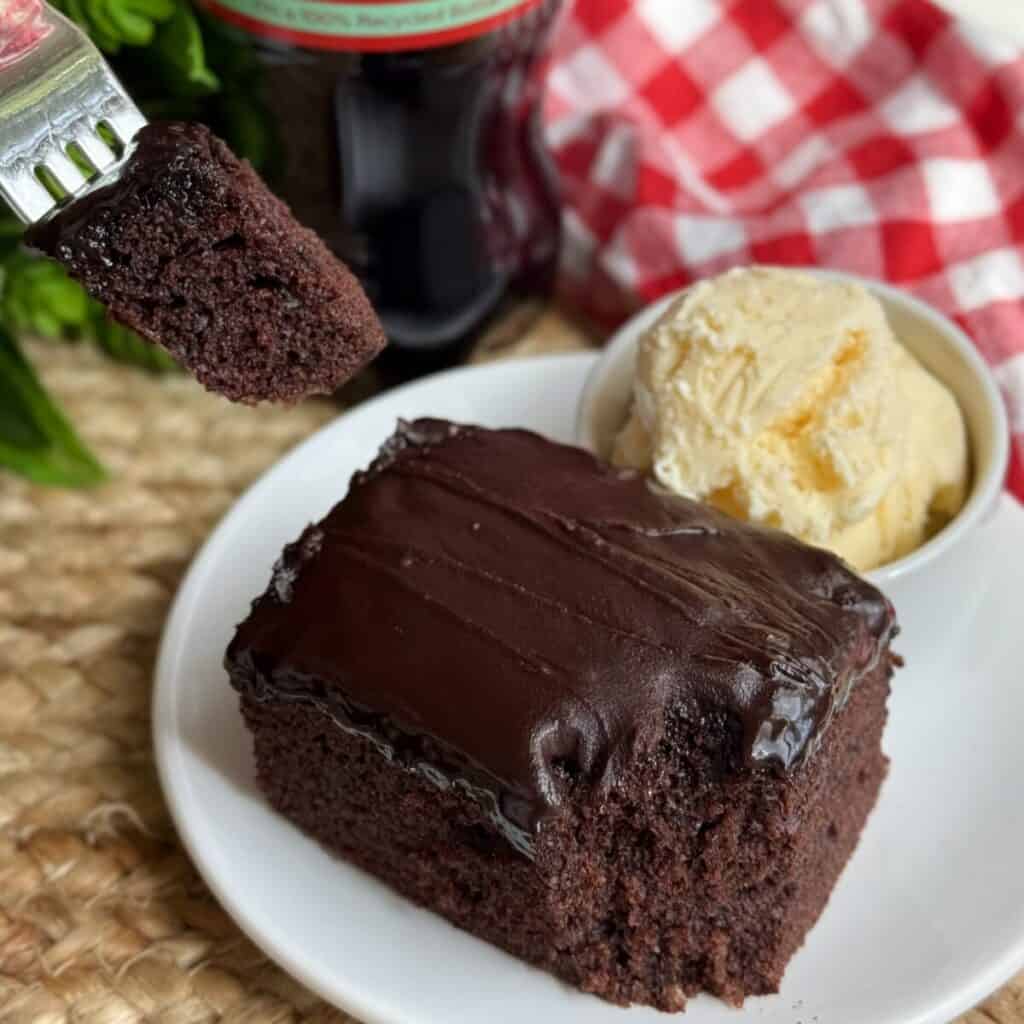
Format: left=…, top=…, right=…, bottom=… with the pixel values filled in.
left=26, top=121, right=386, bottom=403
left=242, top=659, right=889, bottom=1010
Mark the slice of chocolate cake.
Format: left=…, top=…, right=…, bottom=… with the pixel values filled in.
left=26, top=122, right=385, bottom=403
left=226, top=419, right=898, bottom=1011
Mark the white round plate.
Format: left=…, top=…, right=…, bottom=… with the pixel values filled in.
left=155, top=353, right=1024, bottom=1024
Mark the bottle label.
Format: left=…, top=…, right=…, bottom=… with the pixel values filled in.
left=202, top=0, right=545, bottom=52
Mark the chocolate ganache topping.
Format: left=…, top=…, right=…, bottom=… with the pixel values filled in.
left=226, top=419, right=897, bottom=853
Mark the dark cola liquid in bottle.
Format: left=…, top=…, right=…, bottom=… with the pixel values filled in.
left=199, top=0, right=564, bottom=377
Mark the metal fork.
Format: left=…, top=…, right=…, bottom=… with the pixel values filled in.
left=0, top=0, right=146, bottom=224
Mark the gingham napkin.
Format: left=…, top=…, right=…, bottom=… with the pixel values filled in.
left=545, top=0, right=1024, bottom=499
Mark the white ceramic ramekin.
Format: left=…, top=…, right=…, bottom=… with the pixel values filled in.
left=575, top=268, right=1010, bottom=594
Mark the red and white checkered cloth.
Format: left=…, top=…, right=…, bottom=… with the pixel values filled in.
left=544, top=0, right=1024, bottom=499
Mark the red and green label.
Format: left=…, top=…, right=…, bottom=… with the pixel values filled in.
left=202, top=0, right=544, bottom=51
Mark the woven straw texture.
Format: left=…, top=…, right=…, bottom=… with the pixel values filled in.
left=1, top=323, right=1020, bottom=1024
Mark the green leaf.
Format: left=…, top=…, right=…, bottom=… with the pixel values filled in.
left=52, top=0, right=176, bottom=53
left=0, top=326, right=106, bottom=487
left=151, top=4, right=220, bottom=95
left=55, top=0, right=119, bottom=52
left=83, top=0, right=127, bottom=49
left=106, top=0, right=176, bottom=46
left=191, top=9, right=280, bottom=174
left=90, top=304, right=179, bottom=372
left=0, top=246, right=178, bottom=373
left=0, top=218, right=23, bottom=261
left=137, top=95, right=205, bottom=123
left=215, top=90, right=276, bottom=172
left=2, top=251, right=93, bottom=338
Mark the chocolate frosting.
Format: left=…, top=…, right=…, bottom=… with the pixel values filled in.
left=226, top=419, right=896, bottom=855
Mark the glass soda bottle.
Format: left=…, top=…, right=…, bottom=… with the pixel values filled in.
left=199, top=0, right=564, bottom=376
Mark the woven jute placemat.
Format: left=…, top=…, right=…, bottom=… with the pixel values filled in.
left=1, top=323, right=1020, bottom=1024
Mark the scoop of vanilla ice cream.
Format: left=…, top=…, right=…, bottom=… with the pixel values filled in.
left=612, top=267, right=968, bottom=571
